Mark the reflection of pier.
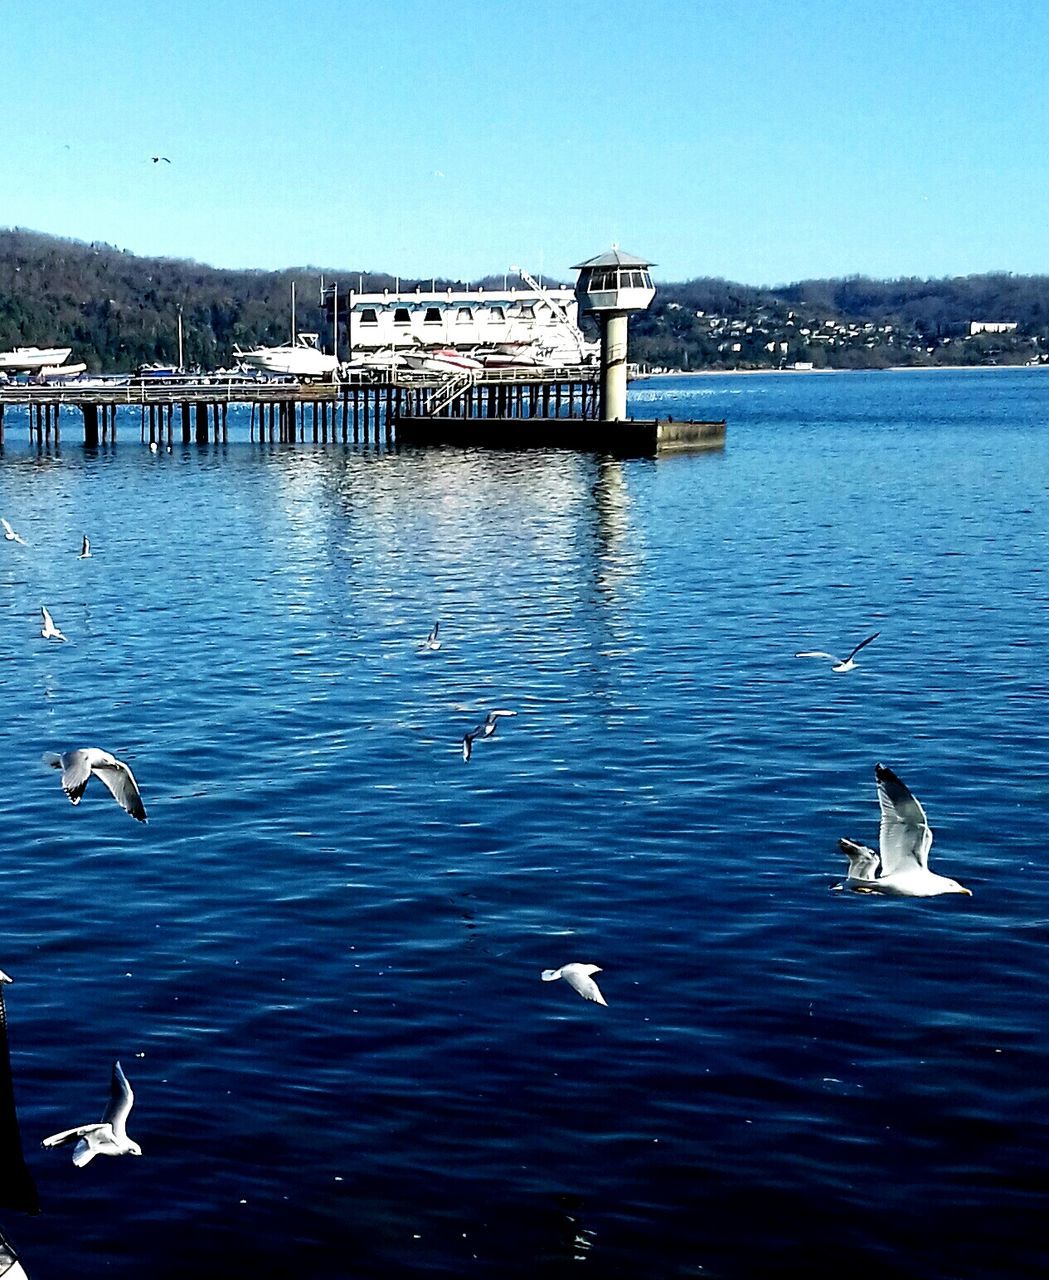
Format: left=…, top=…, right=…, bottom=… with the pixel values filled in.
left=0, top=365, right=724, bottom=455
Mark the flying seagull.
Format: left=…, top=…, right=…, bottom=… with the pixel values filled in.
left=795, top=631, right=879, bottom=672
left=151, top=155, right=171, bottom=164
left=40, top=606, right=66, bottom=642
left=43, top=748, right=147, bottom=822
left=42, top=1061, right=142, bottom=1167
left=480, top=709, right=516, bottom=737
left=541, top=964, right=608, bottom=1006
left=836, top=763, right=971, bottom=897
left=79, top=534, right=91, bottom=559
left=461, top=709, right=516, bottom=762
left=1, top=518, right=27, bottom=545
left=421, top=621, right=441, bottom=651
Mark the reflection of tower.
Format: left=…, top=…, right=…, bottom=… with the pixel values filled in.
left=572, top=248, right=656, bottom=421
left=0, top=979, right=38, bottom=1216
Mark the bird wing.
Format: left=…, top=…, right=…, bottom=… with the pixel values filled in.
left=42, top=1122, right=109, bottom=1148
left=845, top=632, right=880, bottom=662
left=1, top=519, right=12, bottom=537
left=93, top=758, right=147, bottom=822
left=563, top=968, right=607, bottom=1006
left=838, top=837, right=880, bottom=880
left=875, top=763, right=932, bottom=874
left=794, top=651, right=839, bottom=662
left=41, top=606, right=54, bottom=630
left=102, top=1061, right=134, bottom=1137
left=59, top=751, right=93, bottom=804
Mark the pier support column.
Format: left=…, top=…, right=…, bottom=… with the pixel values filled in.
left=83, top=404, right=99, bottom=447
left=599, top=312, right=629, bottom=421
left=195, top=402, right=208, bottom=444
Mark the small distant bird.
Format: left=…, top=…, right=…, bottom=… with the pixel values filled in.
left=422, top=621, right=441, bottom=651
left=795, top=631, right=879, bottom=673
left=836, top=763, right=971, bottom=897
left=1, top=518, right=27, bottom=545
left=480, top=709, right=516, bottom=737
left=43, top=748, right=147, bottom=822
left=151, top=155, right=171, bottom=164
left=40, top=606, right=66, bottom=642
left=79, top=534, right=91, bottom=559
left=42, top=1061, right=142, bottom=1167
left=541, top=964, right=608, bottom=1006
left=461, top=709, right=516, bottom=762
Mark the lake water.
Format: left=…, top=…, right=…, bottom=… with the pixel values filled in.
left=0, top=367, right=1047, bottom=1278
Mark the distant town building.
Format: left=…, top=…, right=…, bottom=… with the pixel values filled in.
left=968, top=321, right=1018, bottom=335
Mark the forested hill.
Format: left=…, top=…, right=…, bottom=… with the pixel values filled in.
left=4, top=227, right=1049, bottom=371
left=0, top=228, right=415, bottom=371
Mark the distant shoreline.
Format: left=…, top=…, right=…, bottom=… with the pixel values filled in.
left=635, top=363, right=1048, bottom=379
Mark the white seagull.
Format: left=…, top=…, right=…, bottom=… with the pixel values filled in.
left=42, top=1061, right=142, bottom=1167
left=1, top=518, right=27, bottom=546
left=795, top=631, right=879, bottom=672
left=461, top=709, right=516, bottom=762
left=421, top=621, right=441, bottom=651
left=40, top=605, right=67, bottom=642
left=79, top=534, right=92, bottom=559
left=542, top=964, right=608, bottom=1006
left=480, top=709, right=516, bottom=737
left=836, top=763, right=971, bottom=897
left=43, top=748, right=147, bottom=822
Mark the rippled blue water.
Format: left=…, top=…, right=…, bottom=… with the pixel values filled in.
left=0, top=367, right=1047, bottom=1278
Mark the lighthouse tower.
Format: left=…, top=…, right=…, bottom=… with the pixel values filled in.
left=572, top=248, right=655, bottom=421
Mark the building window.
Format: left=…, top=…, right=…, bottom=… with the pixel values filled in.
left=423, top=307, right=441, bottom=323
left=457, top=307, right=473, bottom=322
left=488, top=306, right=505, bottom=321
left=359, top=308, right=378, bottom=324
left=394, top=308, right=411, bottom=325
left=519, top=304, right=535, bottom=319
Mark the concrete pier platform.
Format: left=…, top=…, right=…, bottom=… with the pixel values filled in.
left=395, top=415, right=726, bottom=456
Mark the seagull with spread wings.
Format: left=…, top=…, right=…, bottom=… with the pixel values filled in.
left=837, top=763, right=971, bottom=897
left=42, top=1061, right=142, bottom=1166
left=796, top=631, right=879, bottom=672
left=43, top=748, right=147, bottom=822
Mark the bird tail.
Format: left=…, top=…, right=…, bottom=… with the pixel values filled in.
left=41, top=752, right=63, bottom=771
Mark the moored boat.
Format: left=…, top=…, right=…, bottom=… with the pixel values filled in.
left=233, top=333, right=339, bottom=380
left=0, top=346, right=73, bottom=373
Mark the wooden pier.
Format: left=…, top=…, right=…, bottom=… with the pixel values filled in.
left=0, top=366, right=723, bottom=455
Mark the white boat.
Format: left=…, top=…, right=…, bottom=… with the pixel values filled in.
left=0, top=346, right=73, bottom=373
left=32, top=362, right=88, bottom=382
left=400, top=347, right=483, bottom=375
left=233, top=333, right=339, bottom=380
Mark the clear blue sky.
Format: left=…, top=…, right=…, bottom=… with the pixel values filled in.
left=6, top=1, right=1048, bottom=286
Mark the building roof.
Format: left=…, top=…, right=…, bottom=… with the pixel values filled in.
left=572, top=247, right=655, bottom=270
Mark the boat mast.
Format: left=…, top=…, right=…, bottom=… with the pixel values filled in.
left=291, top=281, right=297, bottom=346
